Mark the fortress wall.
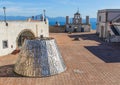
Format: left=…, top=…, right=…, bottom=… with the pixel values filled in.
left=82, top=24, right=91, bottom=32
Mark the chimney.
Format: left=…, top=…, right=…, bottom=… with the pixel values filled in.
left=35, top=16, right=37, bottom=20
left=43, top=10, right=46, bottom=21
left=14, top=38, right=66, bottom=77
left=32, top=16, right=34, bottom=20
left=86, top=16, right=89, bottom=24
left=66, top=16, right=69, bottom=24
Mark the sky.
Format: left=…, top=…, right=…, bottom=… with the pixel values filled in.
left=0, top=0, right=120, bottom=18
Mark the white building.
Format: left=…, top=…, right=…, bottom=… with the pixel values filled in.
left=96, top=9, right=120, bottom=42
left=0, top=19, right=49, bottom=56
left=65, top=10, right=91, bottom=32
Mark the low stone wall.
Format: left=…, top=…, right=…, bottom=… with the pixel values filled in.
left=49, top=25, right=65, bottom=33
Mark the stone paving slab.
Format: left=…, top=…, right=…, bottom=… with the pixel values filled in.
left=0, top=32, right=120, bottom=85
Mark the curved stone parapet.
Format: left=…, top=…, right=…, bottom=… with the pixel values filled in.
left=14, top=38, right=66, bottom=77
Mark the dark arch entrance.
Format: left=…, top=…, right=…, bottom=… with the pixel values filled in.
left=17, top=30, right=35, bottom=47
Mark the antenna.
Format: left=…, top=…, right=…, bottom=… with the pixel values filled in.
left=43, top=9, right=46, bottom=18
left=3, top=7, right=6, bottom=22
left=77, top=8, right=79, bottom=13
left=3, top=7, right=8, bottom=26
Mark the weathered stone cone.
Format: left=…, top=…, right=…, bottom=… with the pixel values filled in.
left=14, top=38, right=66, bottom=77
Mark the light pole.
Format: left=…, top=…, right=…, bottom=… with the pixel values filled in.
left=43, top=10, right=45, bottom=16
left=3, top=7, right=6, bottom=22
left=3, top=7, right=8, bottom=26
left=43, top=9, right=46, bottom=19
left=43, top=9, right=47, bottom=24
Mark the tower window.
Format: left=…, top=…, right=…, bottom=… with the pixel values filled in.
left=3, top=40, right=8, bottom=49
left=99, top=16, right=101, bottom=22
left=40, top=35, right=43, bottom=38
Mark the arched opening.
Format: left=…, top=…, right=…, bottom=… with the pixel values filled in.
left=81, top=27, right=84, bottom=32
left=101, top=26, right=104, bottom=38
left=17, top=30, right=35, bottom=47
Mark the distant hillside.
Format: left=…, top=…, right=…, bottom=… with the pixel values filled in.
left=0, top=16, right=97, bottom=29
left=0, top=15, right=96, bottom=22
left=0, top=16, right=30, bottom=21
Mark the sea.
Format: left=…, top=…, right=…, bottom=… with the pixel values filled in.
left=49, top=22, right=96, bottom=30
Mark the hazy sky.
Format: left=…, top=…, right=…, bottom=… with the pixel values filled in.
left=0, top=0, right=120, bottom=18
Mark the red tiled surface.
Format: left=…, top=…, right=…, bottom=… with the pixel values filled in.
left=0, top=31, right=120, bottom=85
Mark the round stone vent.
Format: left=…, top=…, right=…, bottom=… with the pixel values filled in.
left=14, top=38, right=66, bottom=77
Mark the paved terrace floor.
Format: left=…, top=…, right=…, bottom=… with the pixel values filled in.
left=0, top=31, right=120, bottom=85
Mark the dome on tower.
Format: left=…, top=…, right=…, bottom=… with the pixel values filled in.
left=74, top=9, right=80, bottom=15
left=74, top=12, right=80, bottom=15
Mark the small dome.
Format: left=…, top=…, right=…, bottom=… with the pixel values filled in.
left=75, top=12, right=80, bottom=15
left=74, top=9, right=80, bottom=15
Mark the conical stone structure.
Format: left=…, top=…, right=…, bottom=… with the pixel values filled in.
left=14, top=38, right=66, bottom=77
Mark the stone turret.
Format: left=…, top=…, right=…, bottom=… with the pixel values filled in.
left=65, top=9, right=91, bottom=32
left=73, top=10, right=81, bottom=24
left=66, top=16, right=69, bottom=24
left=86, top=16, right=89, bottom=24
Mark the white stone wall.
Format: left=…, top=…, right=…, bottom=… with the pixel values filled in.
left=97, top=9, right=120, bottom=42
left=66, top=24, right=90, bottom=32
left=108, top=12, right=120, bottom=21
left=97, top=12, right=106, bottom=22
left=97, top=22, right=107, bottom=38
left=0, top=20, right=49, bottom=56
left=82, top=25, right=91, bottom=32
left=96, top=11, right=106, bottom=34
left=97, top=9, right=120, bottom=23
left=76, top=26, right=81, bottom=32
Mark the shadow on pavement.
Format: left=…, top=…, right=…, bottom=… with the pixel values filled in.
left=85, top=44, right=120, bottom=63
left=0, top=64, right=22, bottom=77
left=68, top=33, right=120, bottom=63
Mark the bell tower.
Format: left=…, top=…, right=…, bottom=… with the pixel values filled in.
left=73, top=9, right=81, bottom=24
